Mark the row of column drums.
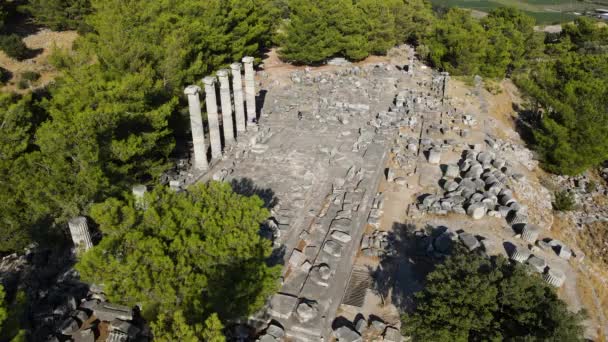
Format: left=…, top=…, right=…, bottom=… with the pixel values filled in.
left=184, top=56, right=257, bottom=172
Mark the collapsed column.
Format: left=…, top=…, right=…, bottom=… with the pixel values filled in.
left=68, top=216, right=93, bottom=252
left=230, top=63, right=247, bottom=133
left=184, top=85, right=209, bottom=171
left=242, top=56, right=257, bottom=127
left=202, top=76, right=223, bottom=160
left=217, top=69, right=235, bottom=145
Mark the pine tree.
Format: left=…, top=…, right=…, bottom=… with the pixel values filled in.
left=76, top=182, right=281, bottom=323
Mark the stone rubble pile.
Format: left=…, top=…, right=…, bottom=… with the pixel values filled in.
left=552, top=173, right=608, bottom=228
left=417, top=149, right=527, bottom=223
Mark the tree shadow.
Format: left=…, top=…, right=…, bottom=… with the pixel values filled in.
left=367, top=222, right=435, bottom=313
left=512, top=103, right=540, bottom=152
left=230, top=177, right=278, bottom=209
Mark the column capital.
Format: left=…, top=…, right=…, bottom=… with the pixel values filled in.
left=202, top=76, right=216, bottom=86
left=184, top=85, right=201, bottom=96
left=217, top=69, right=229, bottom=78
left=242, top=56, right=254, bottom=64
left=230, top=63, right=242, bottom=72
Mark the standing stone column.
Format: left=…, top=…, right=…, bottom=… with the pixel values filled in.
left=203, top=76, right=222, bottom=159
left=184, top=85, right=209, bottom=171
left=230, top=63, right=246, bottom=133
left=217, top=69, right=235, bottom=145
left=132, top=184, right=147, bottom=210
left=68, top=216, right=93, bottom=252
left=242, top=56, right=256, bottom=127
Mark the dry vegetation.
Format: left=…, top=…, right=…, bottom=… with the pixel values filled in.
left=0, top=29, right=77, bottom=93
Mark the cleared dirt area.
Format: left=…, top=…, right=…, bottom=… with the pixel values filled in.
left=0, top=29, right=78, bottom=93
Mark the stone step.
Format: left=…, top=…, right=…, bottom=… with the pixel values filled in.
left=342, top=266, right=372, bottom=308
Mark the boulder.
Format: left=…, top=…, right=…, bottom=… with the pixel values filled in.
left=467, top=203, right=486, bottom=220
left=459, top=232, right=480, bottom=251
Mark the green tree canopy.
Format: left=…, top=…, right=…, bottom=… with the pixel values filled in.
left=151, top=311, right=225, bottom=342
left=0, top=93, right=39, bottom=252
left=76, top=181, right=280, bottom=325
left=419, top=7, right=539, bottom=78
left=22, top=0, right=92, bottom=31
left=402, top=248, right=585, bottom=341
left=516, top=17, right=608, bottom=174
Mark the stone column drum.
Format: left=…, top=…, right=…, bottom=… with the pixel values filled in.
left=68, top=216, right=93, bottom=251
left=230, top=63, right=246, bottom=133
left=217, top=69, right=235, bottom=145
left=242, top=56, right=256, bottom=126
left=202, top=76, right=223, bottom=159
left=184, top=85, right=209, bottom=171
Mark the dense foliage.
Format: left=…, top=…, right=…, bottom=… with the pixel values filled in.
left=515, top=18, right=608, bottom=174
left=418, top=7, right=542, bottom=78
left=22, top=0, right=91, bottom=31
left=402, top=248, right=585, bottom=341
left=278, top=0, right=434, bottom=64
left=76, top=182, right=281, bottom=338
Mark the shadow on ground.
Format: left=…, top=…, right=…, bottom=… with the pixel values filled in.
left=230, top=177, right=278, bottom=209
left=367, top=222, right=436, bottom=313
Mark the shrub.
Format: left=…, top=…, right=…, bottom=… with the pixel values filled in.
left=553, top=190, right=576, bottom=211
left=0, top=34, right=28, bottom=60
left=16, top=79, right=28, bottom=90
left=20, top=71, right=40, bottom=82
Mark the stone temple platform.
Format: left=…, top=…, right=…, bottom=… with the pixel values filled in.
left=195, top=61, right=432, bottom=340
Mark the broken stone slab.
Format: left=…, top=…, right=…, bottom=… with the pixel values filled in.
left=93, top=302, right=133, bottom=322
left=383, top=326, right=402, bottom=342
left=110, top=319, right=140, bottom=338
left=266, top=323, right=285, bottom=339
left=310, top=264, right=332, bottom=287
left=268, top=293, right=298, bottom=320
left=526, top=256, right=547, bottom=273
left=296, top=300, right=318, bottom=323
left=334, top=326, right=362, bottom=342
left=355, top=316, right=367, bottom=335
left=370, top=317, right=386, bottom=331
left=458, top=232, right=480, bottom=251
left=258, top=334, right=277, bottom=342
left=323, top=240, right=343, bottom=257
left=331, top=230, right=352, bottom=243
left=288, top=249, right=306, bottom=268
left=558, top=245, right=572, bottom=260
left=444, top=164, right=460, bottom=178
left=427, top=149, right=441, bottom=164
left=59, top=317, right=80, bottom=335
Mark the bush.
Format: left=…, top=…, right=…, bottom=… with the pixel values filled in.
left=0, top=66, right=10, bottom=84
left=16, top=79, right=28, bottom=90
left=0, top=34, right=28, bottom=60
left=553, top=190, right=576, bottom=211
left=20, top=71, right=40, bottom=82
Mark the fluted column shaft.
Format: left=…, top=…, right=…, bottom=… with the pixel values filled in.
left=230, top=63, right=246, bottom=133
left=217, top=69, right=235, bottom=145
left=242, top=56, right=256, bottom=127
left=203, top=76, right=222, bottom=159
left=68, top=216, right=93, bottom=251
left=184, top=85, right=209, bottom=171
